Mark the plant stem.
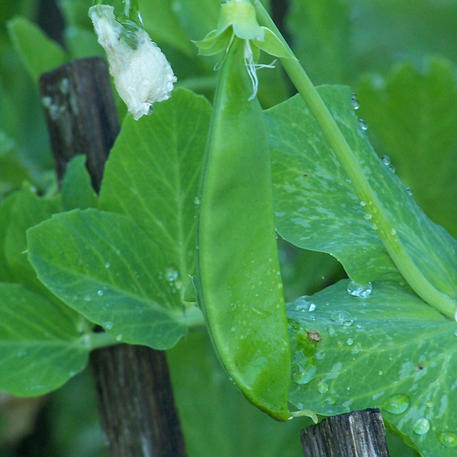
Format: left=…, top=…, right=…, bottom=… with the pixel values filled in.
left=253, top=0, right=457, bottom=319
left=85, top=331, right=118, bottom=350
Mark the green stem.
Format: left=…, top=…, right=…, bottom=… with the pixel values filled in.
left=83, top=331, right=118, bottom=350
left=253, top=0, right=457, bottom=319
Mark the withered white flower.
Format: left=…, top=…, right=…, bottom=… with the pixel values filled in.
left=89, top=5, right=176, bottom=120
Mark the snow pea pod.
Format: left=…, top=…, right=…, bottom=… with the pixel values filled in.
left=197, top=38, right=290, bottom=420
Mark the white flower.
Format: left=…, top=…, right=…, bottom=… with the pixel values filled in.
left=89, top=5, right=176, bottom=120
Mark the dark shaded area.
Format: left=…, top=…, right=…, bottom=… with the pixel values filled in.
left=37, top=0, right=65, bottom=45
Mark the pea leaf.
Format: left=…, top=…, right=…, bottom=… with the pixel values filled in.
left=0, top=282, right=89, bottom=397
left=27, top=209, right=187, bottom=349
left=5, top=186, right=62, bottom=295
left=168, top=331, right=307, bottom=457
left=287, top=279, right=457, bottom=457
left=61, top=155, right=98, bottom=211
left=357, top=58, right=457, bottom=239
left=266, top=85, right=457, bottom=305
left=7, top=16, right=67, bottom=82
left=100, top=89, right=211, bottom=302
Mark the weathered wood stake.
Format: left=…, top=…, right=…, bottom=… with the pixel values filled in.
left=39, top=57, right=187, bottom=457
left=300, top=409, right=390, bottom=457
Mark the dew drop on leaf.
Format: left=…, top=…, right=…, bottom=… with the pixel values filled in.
left=439, top=432, right=457, bottom=448
left=358, top=118, right=368, bottom=131
left=97, top=289, right=104, bottom=296
left=382, top=394, right=410, bottom=414
left=346, top=280, right=373, bottom=298
left=351, top=93, right=360, bottom=110
left=104, top=321, right=113, bottom=330
left=165, top=268, right=178, bottom=282
left=308, top=303, right=316, bottom=312
left=291, top=352, right=316, bottom=385
left=330, top=310, right=354, bottom=327
left=346, top=338, right=354, bottom=346
left=405, top=186, right=413, bottom=196
left=413, top=418, right=430, bottom=435
left=317, top=381, right=328, bottom=394
left=105, top=262, right=111, bottom=268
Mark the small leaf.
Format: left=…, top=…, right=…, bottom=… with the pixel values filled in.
left=253, top=27, right=290, bottom=59
left=61, top=155, right=98, bottom=211
left=7, top=16, right=67, bottom=82
left=27, top=209, right=187, bottom=350
left=288, top=279, right=457, bottom=457
left=5, top=186, right=62, bottom=294
left=0, top=283, right=88, bottom=396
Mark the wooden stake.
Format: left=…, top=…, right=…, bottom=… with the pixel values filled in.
left=301, top=409, right=390, bottom=457
left=39, top=57, right=187, bottom=457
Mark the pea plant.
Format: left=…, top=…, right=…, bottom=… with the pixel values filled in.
left=1, top=0, right=457, bottom=456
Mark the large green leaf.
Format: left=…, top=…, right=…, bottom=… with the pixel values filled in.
left=100, top=89, right=211, bottom=302
left=287, top=279, right=457, bottom=457
left=168, top=331, right=306, bottom=457
left=0, top=193, right=17, bottom=282
left=27, top=209, right=187, bottom=349
left=7, top=16, right=67, bottom=82
left=266, top=86, right=457, bottom=306
left=0, top=283, right=89, bottom=397
left=357, top=58, right=457, bottom=239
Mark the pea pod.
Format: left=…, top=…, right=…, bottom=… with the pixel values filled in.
left=197, top=38, right=290, bottom=420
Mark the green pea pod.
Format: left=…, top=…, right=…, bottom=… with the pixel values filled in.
left=197, top=38, right=290, bottom=420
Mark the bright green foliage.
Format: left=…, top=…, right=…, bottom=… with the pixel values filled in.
left=62, top=156, right=98, bottom=211
left=27, top=209, right=187, bottom=349
left=7, top=16, right=67, bottom=82
left=197, top=39, right=290, bottom=420
left=288, top=279, right=457, bottom=457
left=138, top=0, right=194, bottom=56
left=0, top=132, right=29, bottom=199
left=168, top=331, right=306, bottom=457
left=266, top=85, right=457, bottom=315
left=5, top=186, right=61, bottom=294
left=0, top=283, right=88, bottom=396
left=0, top=193, right=18, bottom=282
left=357, top=58, right=457, bottom=238
left=287, top=0, right=350, bottom=84
left=100, top=89, right=210, bottom=302
left=287, top=0, right=457, bottom=85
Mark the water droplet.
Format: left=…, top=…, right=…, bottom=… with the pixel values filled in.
left=359, top=118, right=368, bottom=131
left=103, top=321, right=113, bottom=330
left=292, top=352, right=316, bottom=385
left=317, top=381, right=329, bottom=394
left=346, top=280, right=373, bottom=298
left=97, top=289, right=104, bottom=296
left=413, top=418, right=430, bottom=435
left=405, top=187, right=413, bottom=196
left=194, top=196, right=200, bottom=206
left=364, top=213, right=373, bottom=221
left=439, top=432, right=457, bottom=448
left=308, top=303, right=316, bottom=312
left=360, top=200, right=366, bottom=207
left=378, top=370, right=383, bottom=376
left=351, top=93, right=360, bottom=110
left=382, top=155, right=391, bottom=166
left=330, top=310, right=354, bottom=327
left=391, top=228, right=397, bottom=235
left=346, top=338, right=354, bottom=346
left=166, top=268, right=178, bottom=282
left=105, top=262, right=111, bottom=268
left=116, top=334, right=123, bottom=341
left=382, top=394, right=410, bottom=414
